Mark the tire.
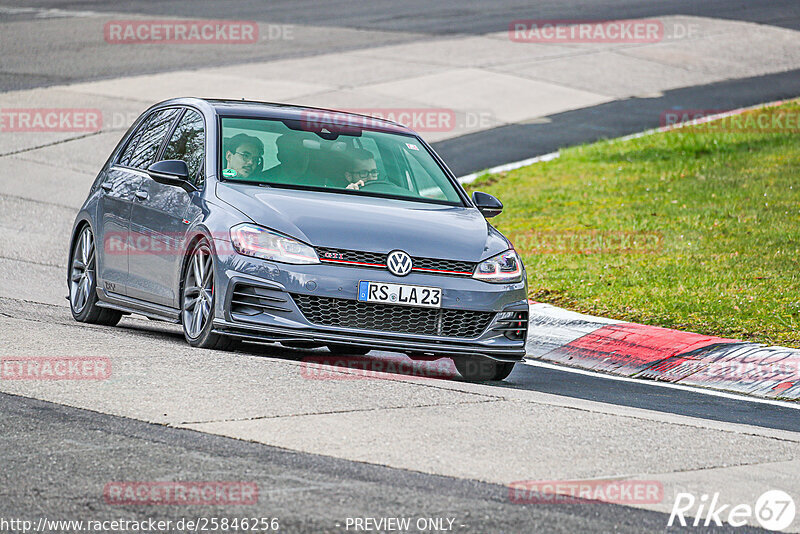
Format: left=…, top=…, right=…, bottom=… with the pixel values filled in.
left=327, top=344, right=371, bottom=356
left=454, top=356, right=516, bottom=382
left=69, top=225, right=122, bottom=326
left=491, top=362, right=517, bottom=381
left=181, top=238, right=237, bottom=350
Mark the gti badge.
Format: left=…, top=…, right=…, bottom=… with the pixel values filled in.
left=386, top=250, right=413, bottom=276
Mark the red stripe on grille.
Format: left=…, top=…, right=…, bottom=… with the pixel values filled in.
left=320, top=258, right=386, bottom=267
left=412, top=267, right=472, bottom=275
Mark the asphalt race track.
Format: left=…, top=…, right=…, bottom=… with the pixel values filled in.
left=1, top=1, right=800, bottom=532
left=0, top=392, right=686, bottom=533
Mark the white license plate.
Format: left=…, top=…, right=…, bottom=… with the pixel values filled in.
left=357, top=281, right=442, bottom=308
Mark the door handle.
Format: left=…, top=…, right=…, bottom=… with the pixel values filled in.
left=100, top=182, right=112, bottom=191
left=134, top=191, right=149, bottom=201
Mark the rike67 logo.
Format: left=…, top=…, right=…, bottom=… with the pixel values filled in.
left=669, top=490, right=795, bottom=531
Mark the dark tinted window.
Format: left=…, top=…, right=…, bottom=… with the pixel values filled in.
left=127, top=109, right=180, bottom=169
left=163, top=109, right=205, bottom=187
left=119, top=114, right=153, bottom=167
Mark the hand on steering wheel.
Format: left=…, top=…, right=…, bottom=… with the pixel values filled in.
left=345, top=180, right=365, bottom=190
left=354, top=179, right=395, bottom=190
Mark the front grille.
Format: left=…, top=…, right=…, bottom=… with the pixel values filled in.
left=230, top=284, right=292, bottom=316
left=315, top=247, right=475, bottom=276
left=412, top=257, right=474, bottom=274
left=317, top=248, right=385, bottom=266
left=292, top=294, right=494, bottom=338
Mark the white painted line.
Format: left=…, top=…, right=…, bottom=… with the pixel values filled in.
left=457, top=151, right=560, bottom=184
left=0, top=6, right=99, bottom=18
left=522, top=359, right=800, bottom=410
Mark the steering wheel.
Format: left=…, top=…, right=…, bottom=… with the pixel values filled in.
left=360, top=179, right=415, bottom=196
left=356, top=179, right=410, bottom=196
left=357, top=179, right=397, bottom=190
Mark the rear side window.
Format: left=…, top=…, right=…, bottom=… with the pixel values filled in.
left=119, top=114, right=153, bottom=167
left=127, top=109, right=180, bottom=170
left=163, top=109, right=205, bottom=187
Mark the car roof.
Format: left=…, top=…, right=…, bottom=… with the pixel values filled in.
left=156, top=97, right=416, bottom=136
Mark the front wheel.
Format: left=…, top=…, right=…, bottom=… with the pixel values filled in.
left=181, top=238, right=237, bottom=350
left=69, top=225, right=122, bottom=326
left=454, top=357, right=516, bottom=382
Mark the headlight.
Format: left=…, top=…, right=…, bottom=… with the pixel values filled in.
left=230, top=223, right=319, bottom=264
left=473, top=249, right=523, bottom=283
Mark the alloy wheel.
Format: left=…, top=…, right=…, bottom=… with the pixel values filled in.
left=70, top=227, right=95, bottom=314
left=182, top=243, right=214, bottom=339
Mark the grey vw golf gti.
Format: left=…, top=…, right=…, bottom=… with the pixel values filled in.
left=68, top=98, right=528, bottom=381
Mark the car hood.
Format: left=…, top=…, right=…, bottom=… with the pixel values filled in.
left=215, top=183, right=509, bottom=261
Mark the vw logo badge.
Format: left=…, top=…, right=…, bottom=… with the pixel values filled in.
left=386, top=250, right=413, bottom=276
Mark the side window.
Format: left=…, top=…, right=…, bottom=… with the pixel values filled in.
left=163, top=109, right=205, bottom=187
left=118, top=114, right=153, bottom=167
left=127, top=109, right=180, bottom=170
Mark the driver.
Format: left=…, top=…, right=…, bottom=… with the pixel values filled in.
left=344, top=148, right=379, bottom=190
left=223, top=134, right=264, bottom=180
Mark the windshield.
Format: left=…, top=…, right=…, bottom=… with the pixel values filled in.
left=219, top=116, right=463, bottom=205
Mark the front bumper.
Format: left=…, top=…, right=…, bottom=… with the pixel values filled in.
left=213, top=319, right=526, bottom=361
left=212, top=245, right=528, bottom=362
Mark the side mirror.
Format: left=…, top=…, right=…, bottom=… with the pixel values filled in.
left=147, top=160, right=194, bottom=190
left=472, top=191, right=503, bottom=218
